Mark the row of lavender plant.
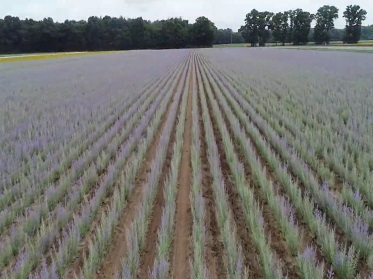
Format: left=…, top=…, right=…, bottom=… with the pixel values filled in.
left=0, top=64, right=179, bottom=272
left=118, top=55, right=190, bottom=278
left=150, top=57, right=191, bottom=278
left=221, top=69, right=373, bottom=220
left=200, top=55, right=325, bottom=278
left=27, top=57, right=190, bottom=279
left=199, top=55, right=359, bottom=278
left=0, top=77, right=159, bottom=217
left=226, top=75, right=373, bottom=230
left=0, top=66, right=179, bottom=277
left=0, top=51, right=184, bottom=181
left=2, top=54, right=190, bottom=279
left=189, top=58, right=208, bottom=279
left=196, top=57, right=247, bottom=279
left=254, top=90, right=373, bottom=215
left=0, top=72, right=163, bottom=199
left=0, top=55, right=186, bottom=237
left=2, top=97, right=116, bottom=188
left=203, top=49, right=373, bottom=191
left=271, top=72, right=373, bottom=168
left=215, top=65, right=373, bottom=264
left=220, top=63, right=373, bottom=211
left=1, top=78, right=145, bottom=187
left=200, top=55, right=287, bottom=278
left=3, top=82, right=168, bottom=279
left=0, top=101, right=104, bottom=180
left=232, top=49, right=372, bottom=157
left=0, top=55, right=184, bottom=206
left=77, top=57, right=191, bottom=279
left=0, top=51, right=185, bottom=205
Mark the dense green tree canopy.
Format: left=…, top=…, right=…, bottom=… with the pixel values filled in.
left=343, top=5, right=367, bottom=43
left=240, top=9, right=273, bottom=46
left=0, top=4, right=370, bottom=53
left=313, top=5, right=339, bottom=44
left=214, top=29, right=244, bottom=45
left=271, top=12, right=289, bottom=45
left=189, top=17, right=216, bottom=47
left=291, top=9, right=314, bottom=45
left=240, top=8, right=315, bottom=46
left=240, top=9, right=259, bottom=46
left=237, top=4, right=368, bottom=46
left=361, top=25, right=373, bottom=40
left=157, top=18, right=189, bottom=49
left=0, top=15, right=215, bottom=53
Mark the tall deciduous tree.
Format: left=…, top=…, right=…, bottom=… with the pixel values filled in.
left=291, top=9, right=314, bottom=45
left=288, top=10, right=295, bottom=43
left=155, top=18, right=189, bottom=49
left=240, top=9, right=272, bottom=47
left=272, top=12, right=289, bottom=45
left=343, top=5, right=367, bottom=44
left=314, top=5, right=339, bottom=44
left=257, top=11, right=273, bottom=46
left=240, top=9, right=259, bottom=46
left=189, top=17, right=216, bottom=47
left=0, top=15, right=219, bottom=53
left=214, top=29, right=245, bottom=44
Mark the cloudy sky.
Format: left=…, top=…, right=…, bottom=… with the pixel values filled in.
left=1, top=0, right=372, bottom=31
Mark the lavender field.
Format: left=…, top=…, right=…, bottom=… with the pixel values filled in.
left=1, top=48, right=373, bottom=279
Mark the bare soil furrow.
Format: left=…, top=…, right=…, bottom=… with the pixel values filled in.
left=196, top=61, right=225, bottom=279
left=3, top=48, right=370, bottom=279
left=169, top=55, right=194, bottom=279
left=138, top=57, right=191, bottom=279
left=95, top=57, right=189, bottom=279
left=201, top=57, right=338, bottom=274
left=206, top=79, right=299, bottom=279
left=2, top=62, right=183, bottom=278
left=206, top=97, right=262, bottom=277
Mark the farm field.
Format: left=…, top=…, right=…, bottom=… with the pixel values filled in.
left=0, top=52, right=107, bottom=63
left=283, top=45, right=373, bottom=53
left=214, top=41, right=373, bottom=53
left=0, top=48, right=373, bottom=279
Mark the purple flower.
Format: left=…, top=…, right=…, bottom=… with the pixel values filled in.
left=353, top=190, right=361, bottom=203
left=327, top=266, right=334, bottom=279
left=302, top=246, right=317, bottom=263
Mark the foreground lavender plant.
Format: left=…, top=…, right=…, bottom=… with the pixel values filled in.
left=189, top=62, right=208, bottom=279
left=298, top=246, right=324, bottom=279
left=119, top=58, right=188, bottom=278
left=200, top=58, right=284, bottom=278
left=2, top=51, right=190, bottom=279
left=198, top=58, right=247, bottom=279
left=151, top=59, right=190, bottom=278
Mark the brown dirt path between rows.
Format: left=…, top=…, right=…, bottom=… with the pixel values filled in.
left=195, top=57, right=225, bottom=279
left=138, top=57, right=191, bottom=279
left=64, top=95, right=166, bottom=279
left=169, top=54, right=194, bottom=279
left=197, top=57, right=263, bottom=279
left=200, top=58, right=335, bottom=276
left=208, top=83, right=297, bottom=279
left=95, top=60, right=187, bottom=279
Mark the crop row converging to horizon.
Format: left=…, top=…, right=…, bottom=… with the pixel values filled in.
left=0, top=48, right=373, bottom=279
left=0, top=3, right=372, bottom=54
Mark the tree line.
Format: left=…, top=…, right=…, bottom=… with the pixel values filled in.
left=239, top=5, right=368, bottom=46
left=0, top=4, right=371, bottom=53
left=0, top=16, right=216, bottom=53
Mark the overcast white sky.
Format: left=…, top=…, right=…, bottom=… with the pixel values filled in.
left=1, top=0, right=372, bottom=31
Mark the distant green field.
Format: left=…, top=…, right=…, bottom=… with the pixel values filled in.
left=283, top=46, right=373, bottom=53
left=0, top=51, right=118, bottom=63
left=213, top=41, right=373, bottom=53
left=213, top=43, right=248, bottom=48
